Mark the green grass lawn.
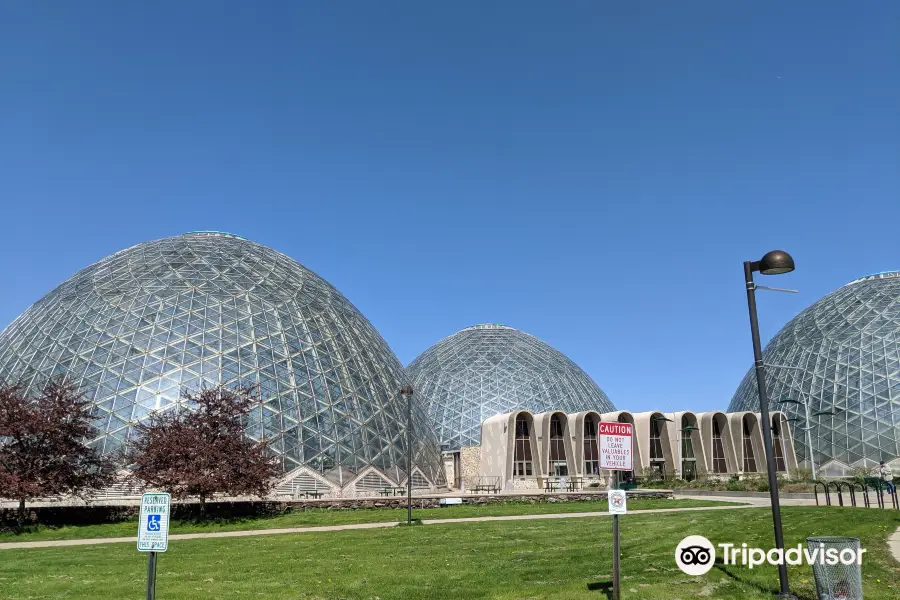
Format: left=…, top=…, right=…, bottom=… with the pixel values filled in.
left=0, top=506, right=897, bottom=599
left=0, top=497, right=734, bottom=542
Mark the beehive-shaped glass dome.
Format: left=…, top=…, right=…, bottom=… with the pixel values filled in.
left=729, top=272, right=900, bottom=471
left=0, top=232, right=445, bottom=486
left=407, top=324, right=615, bottom=450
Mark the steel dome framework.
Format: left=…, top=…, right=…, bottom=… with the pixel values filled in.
left=729, top=272, right=900, bottom=472
left=0, top=232, right=445, bottom=488
left=407, top=324, right=616, bottom=450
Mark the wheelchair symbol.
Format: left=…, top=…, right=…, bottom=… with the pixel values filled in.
left=146, top=514, right=161, bottom=532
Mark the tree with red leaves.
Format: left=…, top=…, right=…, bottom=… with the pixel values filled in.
left=0, top=379, right=116, bottom=531
left=128, top=385, right=278, bottom=514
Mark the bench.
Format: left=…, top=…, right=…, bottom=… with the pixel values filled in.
left=469, top=476, right=501, bottom=494
left=473, top=484, right=499, bottom=494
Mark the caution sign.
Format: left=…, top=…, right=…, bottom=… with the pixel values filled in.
left=599, top=422, right=633, bottom=471
left=137, top=493, right=171, bottom=552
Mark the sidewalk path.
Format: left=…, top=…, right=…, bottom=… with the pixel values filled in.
left=673, top=494, right=816, bottom=507
left=889, top=526, right=900, bottom=564
left=0, top=503, right=758, bottom=551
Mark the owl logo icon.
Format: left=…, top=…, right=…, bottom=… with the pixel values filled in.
left=675, top=536, right=716, bottom=575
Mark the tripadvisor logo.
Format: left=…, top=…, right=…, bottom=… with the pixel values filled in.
left=675, top=535, right=867, bottom=575
left=675, top=535, right=716, bottom=575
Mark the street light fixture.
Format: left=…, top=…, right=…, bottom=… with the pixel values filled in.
left=744, top=250, right=798, bottom=600
left=399, top=385, right=414, bottom=525
left=756, top=250, right=796, bottom=275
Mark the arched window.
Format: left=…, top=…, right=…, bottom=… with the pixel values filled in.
left=650, top=418, right=666, bottom=474
left=681, top=416, right=696, bottom=481
left=548, top=415, right=568, bottom=476
left=617, top=414, right=635, bottom=481
left=772, top=417, right=787, bottom=472
left=513, top=416, right=533, bottom=476
left=583, top=416, right=599, bottom=475
left=712, top=419, right=728, bottom=473
left=743, top=418, right=757, bottom=472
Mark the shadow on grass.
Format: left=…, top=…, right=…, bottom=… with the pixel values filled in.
left=713, top=562, right=780, bottom=597
left=586, top=580, right=613, bottom=598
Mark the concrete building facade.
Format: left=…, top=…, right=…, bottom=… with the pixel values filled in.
left=448, top=409, right=799, bottom=492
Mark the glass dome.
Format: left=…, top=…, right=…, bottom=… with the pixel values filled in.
left=407, top=324, right=616, bottom=450
left=729, top=272, right=900, bottom=471
left=0, top=232, right=445, bottom=486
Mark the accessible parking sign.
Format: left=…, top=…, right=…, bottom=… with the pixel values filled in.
left=138, top=493, right=171, bottom=552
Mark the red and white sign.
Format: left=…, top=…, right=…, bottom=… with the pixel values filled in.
left=598, top=422, right=633, bottom=471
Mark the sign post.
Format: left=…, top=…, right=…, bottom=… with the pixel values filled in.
left=598, top=422, right=633, bottom=600
left=138, top=492, right=171, bottom=600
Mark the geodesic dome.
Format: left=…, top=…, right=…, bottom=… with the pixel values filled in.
left=0, top=232, right=445, bottom=487
left=729, top=272, right=900, bottom=473
left=407, top=324, right=615, bottom=450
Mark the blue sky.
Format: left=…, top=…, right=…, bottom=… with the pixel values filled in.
left=1, top=2, right=898, bottom=413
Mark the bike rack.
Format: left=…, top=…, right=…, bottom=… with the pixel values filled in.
left=815, top=480, right=897, bottom=509
left=813, top=481, right=830, bottom=506
left=852, top=481, right=870, bottom=508
left=827, top=481, right=844, bottom=507
left=870, top=481, right=885, bottom=509
left=835, top=481, right=856, bottom=507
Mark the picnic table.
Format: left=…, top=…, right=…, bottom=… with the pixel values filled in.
left=470, top=476, right=500, bottom=494
left=565, top=477, right=583, bottom=492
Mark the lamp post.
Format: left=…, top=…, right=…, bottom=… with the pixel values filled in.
left=743, top=250, right=797, bottom=599
left=400, top=385, right=414, bottom=525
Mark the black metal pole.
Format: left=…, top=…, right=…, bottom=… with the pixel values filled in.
left=744, top=261, right=796, bottom=599
left=406, top=389, right=413, bottom=525
left=146, top=551, right=157, bottom=600
left=611, top=470, right=620, bottom=600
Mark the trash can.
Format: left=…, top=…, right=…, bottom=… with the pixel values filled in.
left=806, top=537, right=863, bottom=600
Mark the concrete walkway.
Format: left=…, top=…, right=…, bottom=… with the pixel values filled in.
left=673, top=493, right=816, bottom=507
left=889, top=526, right=900, bottom=564
left=0, top=503, right=759, bottom=551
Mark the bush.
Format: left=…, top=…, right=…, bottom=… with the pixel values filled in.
left=792, top=467, right=813, bottom=481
